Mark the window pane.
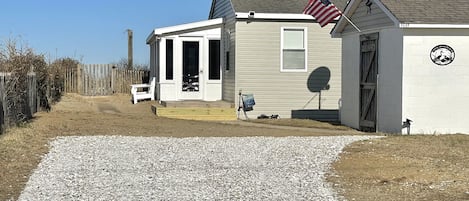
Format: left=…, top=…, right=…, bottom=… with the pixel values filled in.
left=283, top=29, right=304, bottom=49
left=166, top=39, right=173, bottom=80
left=182, top=41, right=199, bottom=92
left=225, top=51, right=230, bottom=71
left=209, top=40, right=220, bottom=80
left=283, top=50, right=305, bottom=70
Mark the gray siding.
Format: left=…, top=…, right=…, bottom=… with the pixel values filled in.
left=235, top=21, right=342, bottom=119
left=210, top=0, right=237, bottom=102
left=210, top=0, right=234, bottom=19
left=343, top=1, right=394, bottom=33
left=223, top=19, right=237, bottom=102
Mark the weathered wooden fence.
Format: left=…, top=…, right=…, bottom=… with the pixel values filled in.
left=0, top=72, right=37, bottom=132
left=112, top=68, right=149, bottom=94
left=81, top=64, right=113, bottom=96
left=64, top=63, right=79, bottom=94
left=64, top=64, right=149, bottom=96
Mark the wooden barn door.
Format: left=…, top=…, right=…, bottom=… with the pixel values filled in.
left=359, top=33, right=379, bottom=132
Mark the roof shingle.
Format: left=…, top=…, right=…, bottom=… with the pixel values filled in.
left=380, top=0, right=469, bottom=24
left=230, top=0, right=349, bottom=14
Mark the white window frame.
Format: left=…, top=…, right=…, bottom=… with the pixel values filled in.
left=280, top=27, right=308, bottom=72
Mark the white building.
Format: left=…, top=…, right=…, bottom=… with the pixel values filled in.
left=147, top=19, right=223, bottom=101
left=332, top=0, right=469, bottom=134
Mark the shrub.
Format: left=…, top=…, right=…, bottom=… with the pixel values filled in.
left=0, top=39, right=42, bottom=125
left=48, top=58, right=79, bottom=103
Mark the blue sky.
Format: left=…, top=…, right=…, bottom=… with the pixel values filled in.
left=0, top=0, right=213, bottom=65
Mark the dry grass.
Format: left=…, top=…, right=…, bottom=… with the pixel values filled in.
left=0, top=125, right=50, bottom=200
left=0, top=94, right=360, bottom=200
left=0, top=94, right=468, bottom=200
left=329, top=135, right=469, bottom=201
left=250, top=118, right=352, bottom=131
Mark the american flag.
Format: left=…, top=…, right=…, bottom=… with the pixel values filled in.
left=303, top=0, right=342, bottom=27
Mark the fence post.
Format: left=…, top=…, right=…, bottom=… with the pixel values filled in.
left=111, top=65, right=115, bottom=94
left=77, top=64, right=82, bottom=95
left=27, top=72, right=37, bottom=115
left=0, top=73, right=5, bottom=133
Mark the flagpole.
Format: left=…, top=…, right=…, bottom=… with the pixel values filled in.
left=340, top=14, right=361, bottom=33
left=303, top=0, right=361, bottom=32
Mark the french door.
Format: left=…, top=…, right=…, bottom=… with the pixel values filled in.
left=181, top=40, right=202, bottom=99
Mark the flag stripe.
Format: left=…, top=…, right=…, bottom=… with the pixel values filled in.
left=303, top=0, right=342, bottom=27
left=316, top=6, right=339, bottom=21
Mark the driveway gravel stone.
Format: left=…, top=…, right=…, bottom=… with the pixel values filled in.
left=19, top=136, right=380, bottom=201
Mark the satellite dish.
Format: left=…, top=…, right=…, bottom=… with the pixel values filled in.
left=307, top=66, right=331, bottom=92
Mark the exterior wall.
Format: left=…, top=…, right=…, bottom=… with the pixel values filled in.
left=158, top=38, right=178, bottom=101
left=149, top=41, right=161, bottom=100
left=210, top=0, right=237, bottom=102
left=235, top=21, right=342, bottom=119
left=210, top=0, right=234, bottom=19
left=376, top=28, right=404, bottom=133
left=343, top=0, right=394, bottom=34
left=202, top=36, right=223, bottom=101
left=222, top=19, right=237, bottom=102
left=340, top=33, right=360, bottom=129
left=339, top=28, right=404, bottom=133
left=402, top=29, right=469, bottom=134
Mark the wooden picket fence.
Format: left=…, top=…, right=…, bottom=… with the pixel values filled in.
left=64, top=64, right=150, bottom=96
left=0, top=64, right=147, bottom=133
left=0, top=72, right=37, bottom=132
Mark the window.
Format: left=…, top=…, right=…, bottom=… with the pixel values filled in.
left=166, top=39, right=174, bottom=80
left=209, top=40, right=221, bottom=80
left=281, top=28, right=307, bottom=72
left=225, top=51, right=230, bottom=71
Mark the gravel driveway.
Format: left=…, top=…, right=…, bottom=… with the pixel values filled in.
left=19, top=136, right=379, bottom=200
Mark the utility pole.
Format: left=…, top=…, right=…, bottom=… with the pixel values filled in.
left=127, top=29, right=133, bottom=69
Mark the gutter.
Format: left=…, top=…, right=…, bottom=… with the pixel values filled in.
left=235, top=12, right=316, bottom=20
left=399, top=23, right=469, bottom=29
left=236, top=12, right=340, bottom=20
left=146, top=18, right=223, bottom=44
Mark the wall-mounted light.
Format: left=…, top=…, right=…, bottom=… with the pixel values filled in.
left=366, top=0, right=373, bottom=13
left=248, top=11, right=255, bottom=19
left=402, top=118, right=413, bottom=135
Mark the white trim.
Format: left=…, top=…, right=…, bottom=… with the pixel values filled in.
left=280, top=27, right=308, bottom=73
left=163, top=37, right=176, bottom=81
left=159, top=81, right=176, bottom=84
left=331, top=0, right=359, bottom=37
left=147, top=18, right=223, bottom=43
left=155, top=18, right=222, bottom=35
left=399, top=23, right=469, bottom=29
left=331, top=0, right=400, bottom=37
left=237, top=12, right=313, bottom=20
left=331, top=0, right=469, bottom=37
left=206, top=37, right=222, bottom=81
left=179, top=37, right=204, bottom=100
left=236, top=12, right=339, bottom=21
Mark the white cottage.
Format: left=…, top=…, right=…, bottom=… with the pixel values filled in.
left=148, top=0, right=346, bottom=120
left=147, top=19, right=223, bottom=101
left=332, top=0, right=469, bottom=134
